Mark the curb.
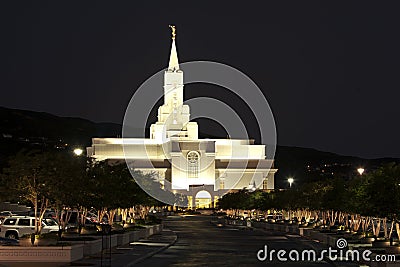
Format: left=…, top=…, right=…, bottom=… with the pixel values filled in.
left=126, top=229, right=178, bottom=266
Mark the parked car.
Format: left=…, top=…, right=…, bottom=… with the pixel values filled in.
left=266, top=214, right=283, bottom=223
left=42, top=218, right=60, bottom=228
left=255, top=215, right=266, bottom=222
left=0, top=216, right=60, bottom=239
left=28, top=209, right=57, bottom=219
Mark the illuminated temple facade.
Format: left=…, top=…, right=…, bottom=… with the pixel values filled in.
left=87, top=30, right=277, bottom=209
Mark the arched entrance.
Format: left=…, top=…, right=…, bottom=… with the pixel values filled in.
left=195, top=190, right=212, bottom=208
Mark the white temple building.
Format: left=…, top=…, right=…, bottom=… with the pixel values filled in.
left=87, top=28, right=277, bottom=209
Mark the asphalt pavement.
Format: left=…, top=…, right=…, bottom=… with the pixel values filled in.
left=135, top=215, right=347, bottom=267
left=2, top=215, right=360, bottom=267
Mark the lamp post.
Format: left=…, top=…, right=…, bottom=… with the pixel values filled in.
left=357, top=167, right=365, bottom=176
left=72, top=147, right=86, bottom=236
left=288, top=177, right=294, bottom=188
left=73, top=148, right=83, bottom=156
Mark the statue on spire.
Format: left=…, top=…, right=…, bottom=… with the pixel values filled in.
left=169, top=25, right=176, bottom=40
left=167, top=25, right=179, bottom=71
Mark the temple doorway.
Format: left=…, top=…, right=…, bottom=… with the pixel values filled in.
left=195, top=190, right=212, bottom=208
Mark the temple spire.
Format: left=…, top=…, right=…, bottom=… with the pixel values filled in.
left=168, top=25, right=179, bottom=71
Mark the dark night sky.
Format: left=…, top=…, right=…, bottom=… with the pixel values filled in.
left=0, top=1, right=399, bottom=159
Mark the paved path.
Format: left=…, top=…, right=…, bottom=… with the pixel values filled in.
left=135, top=215, right=340, bottom=266
left=3, top=216, right=360, bottom=267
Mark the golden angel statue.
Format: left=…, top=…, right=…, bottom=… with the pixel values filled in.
left=169, top=25, right=176, bottom=40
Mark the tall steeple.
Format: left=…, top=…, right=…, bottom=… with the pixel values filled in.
left=164, top=25, right=183, bottom=110
left=168, top=25, right=179, bottom=71
left=149, top=25, right=198, bottom=141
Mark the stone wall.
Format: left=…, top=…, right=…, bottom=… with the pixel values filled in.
left=0, top=224, right=163, bottom=264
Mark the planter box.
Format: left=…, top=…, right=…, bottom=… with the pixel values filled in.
left=101, top=234, right=118, bottom=249
left=309, top=231, right=328, bottom=243
left=327, top=235, right=339, bottom=247
left=287, top=226, right=297, bottom=234
left=372, top=240, right=391, bottom=248
left=253, top=221, right=266, bottom=229
left=60, top=238, right=103, bottom=257
left=262, top=223, right=300, bottom=234
left=146, top=226, right=153, bottom=236
left=128, top=231, right=136, bottom=242
left=136, top=229, right=146, bottom=240
left=82, top=239, right=102, bottom=256
left=298, top=228, right=305, bottom=236
left=275, top=224, right=285, bottom=232
left=117, top=233, right=130, bottom=246
left=265, top=223, right=273, bottom=231
left=155, top=224, right=163, bottom=232
left=292, top=227, right=300, bottom=235
left=0, top=245, right=84, bottom=263
left=0, top=224, right=164, bottom=264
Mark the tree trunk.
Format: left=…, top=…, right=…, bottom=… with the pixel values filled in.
left=108, top=209, right=117, bottom=225
left=121, top=208, right=128, bottom=223
left=382, top=218, right=388, bottom=239
left=389, top=220, right=394, bottom=239
left=396, top=223, right=400, bottom=243
left=34, top=192, right=38, bottom=234
left=374, top=218, right=381, bottom=237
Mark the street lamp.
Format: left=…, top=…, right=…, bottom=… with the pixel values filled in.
left=73, top=148, right=83, bottom=156
left=357, top=167, right=365, bottom=176
left=288, top=177, right=294, bottom=188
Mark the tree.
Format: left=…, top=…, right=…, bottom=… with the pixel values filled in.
left=363, top=163, right=400, bottom=219
left=2, top=150, right=57, bottom=234
left=85, top=161, right=166, bottom=224
left=45, top=152, right=87, bottom=231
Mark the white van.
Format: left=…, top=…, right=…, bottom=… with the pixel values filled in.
left=0, top=216, right=59, bottom=239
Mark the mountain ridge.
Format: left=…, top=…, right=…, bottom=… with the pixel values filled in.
left=1, top=106, right=398, bottom=187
